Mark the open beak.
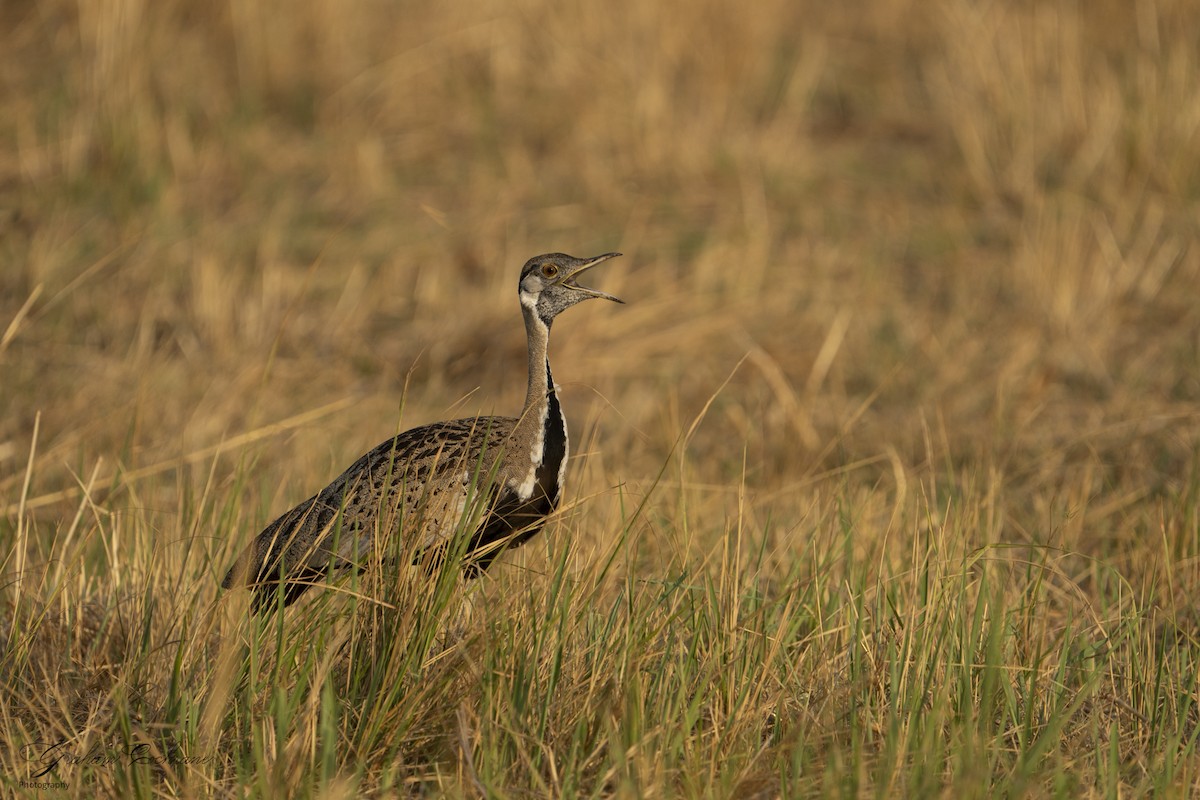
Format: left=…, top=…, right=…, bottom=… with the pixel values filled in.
left=562, top=252, right=625, bottom=303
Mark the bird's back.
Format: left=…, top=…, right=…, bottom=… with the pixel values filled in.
left=222, top=414, right=523, bottom=607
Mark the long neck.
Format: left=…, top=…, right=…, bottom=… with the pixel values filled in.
left=515, top=301, right=569, bottom=505
left=520, top=303, right=552, bottom=421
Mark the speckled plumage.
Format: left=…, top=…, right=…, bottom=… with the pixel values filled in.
left=222, top=252, right=622, bottom=610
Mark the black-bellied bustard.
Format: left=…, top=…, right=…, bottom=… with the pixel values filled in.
left=222, top=252, right=623, bottom=610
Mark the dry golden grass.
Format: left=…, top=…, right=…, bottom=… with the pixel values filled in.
left=2, top=0, right=1199, bottom=796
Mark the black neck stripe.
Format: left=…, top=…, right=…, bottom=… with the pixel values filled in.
left=537, top=359, right=567, bottom=504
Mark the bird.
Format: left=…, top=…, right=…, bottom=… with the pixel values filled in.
left=222, top=252, right=623, bottom=610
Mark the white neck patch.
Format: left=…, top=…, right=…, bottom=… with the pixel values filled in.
left=556, top=411, right=569, bottom=497
left=511, top=402, right=548, bottom=501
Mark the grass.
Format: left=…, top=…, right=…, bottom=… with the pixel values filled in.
left=2, top=0, right=1199, bottom=795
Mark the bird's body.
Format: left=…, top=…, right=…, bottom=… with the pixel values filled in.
left=222, top=252, right=622, bottom=609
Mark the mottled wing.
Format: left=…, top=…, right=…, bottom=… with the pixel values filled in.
left=222, top=416, right=516, bottom=607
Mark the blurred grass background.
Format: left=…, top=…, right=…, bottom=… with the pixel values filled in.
left=2, top=0, right=1199, bottom=796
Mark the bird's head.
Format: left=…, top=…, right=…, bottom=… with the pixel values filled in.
left=518, top=252, right=624, bottom=326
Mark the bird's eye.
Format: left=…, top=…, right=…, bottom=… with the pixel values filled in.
left=541, top=263, right=559, bottom=278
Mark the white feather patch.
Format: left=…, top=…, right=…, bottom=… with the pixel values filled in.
left=556, top=412, right=569, bottom=495
left=530, top=406, right=546, bottom=465
left=513, top=470, right=536, bottom=500
left=509, top=404, right=548, bottom=500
